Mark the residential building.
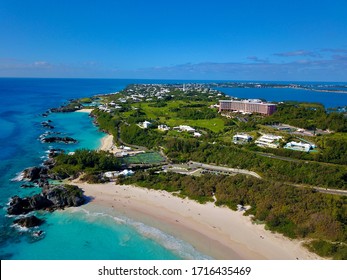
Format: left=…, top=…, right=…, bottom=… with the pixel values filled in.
left=255, top=134, right=283, bottom=148
left=284, top=141, right=313, bottom=152
left=173, top=125, right=196, bottom=133
left=233, top=134, right=252, bottom=144
left=158, top=124, right=170, bottom=131
left=139, top=121, right=152, bottom=129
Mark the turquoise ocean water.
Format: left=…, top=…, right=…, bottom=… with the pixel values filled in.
left=0, top=78, right=212, bottom=260
left=1, top=78, right=346, bottom=260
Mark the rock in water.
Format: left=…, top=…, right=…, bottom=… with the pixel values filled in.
left=20, top=184, right=36, bottom=188
left=7, top=194, right=53, bottom=215
left=22, top=166, right=48, bottom=182
left=41, top=136, right=77, bottom=144
left=14, top=216, right=44, bottom=228
left=7, top=185, right=85, bottom=215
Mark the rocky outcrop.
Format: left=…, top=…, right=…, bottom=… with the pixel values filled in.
left=47, top=148, right=64, bottom=157
left=7, top=195, right=53, bottom=215
left=22, top=166, right=48, bottom=182
left=50, top=101, right=82, bottom=113
left=41, top=136, right=77, bottom=144
left=20, top=183, right=36, bottom=188
left=7, top=185, right=85, bottom=215
left=44, top=185, right=85, bottom=208
left=14, top=216, right=44, bottom=228
left=41, top=121, right=54, bottom=129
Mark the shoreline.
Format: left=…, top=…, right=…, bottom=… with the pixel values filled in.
left=75, top=181, right=321, bottom=260
left=99, top=134, right=114, bottom=151
left=75, top=108, right=94, bottom=113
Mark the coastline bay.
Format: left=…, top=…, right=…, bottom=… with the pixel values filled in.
left=1, top=78, right=346, bottom=260
left=0, top=78, right=207, bottom=260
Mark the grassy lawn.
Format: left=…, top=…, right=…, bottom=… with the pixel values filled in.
left=140, top=101, right=186, bottom=119
left=165, top=118, right=225, bottom=133
left=138, top=101, right=225, bottom=133
left=122, top=152, right=165, bottom=164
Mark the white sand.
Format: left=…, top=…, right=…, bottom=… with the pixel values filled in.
left=76, top=108, right=93, bottom=113
left=99, top=134, right=114, bottom=151
left=75, top=182, right=321, bottom=260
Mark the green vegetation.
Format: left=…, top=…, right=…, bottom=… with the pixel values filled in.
left=51, top=149, right=121, bottom=181
left=63, top=184, right=84, bottom=197
left=122, top=152, right=165, bottom=165
left=91, top=110, right=120, bottom=139
left=305, top=240, right=347, bottom=260
left=119, top=124, right=162, bottom=149
left=79, top=97, right=93, bottom=103
left=164, top=137, right=347, bottom=189
left=263, top=103, right=347, bottom=132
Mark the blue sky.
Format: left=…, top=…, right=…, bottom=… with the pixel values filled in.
left=1, top=0, right=347, bottom=81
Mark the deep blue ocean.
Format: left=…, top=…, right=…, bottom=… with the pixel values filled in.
left=0, top=78, right=347, bottom=260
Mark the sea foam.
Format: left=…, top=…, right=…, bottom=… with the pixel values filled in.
left=73, top=206, right=211, bottom=260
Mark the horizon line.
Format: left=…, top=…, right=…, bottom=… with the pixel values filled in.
left=0, top=76, right=346, bottom=84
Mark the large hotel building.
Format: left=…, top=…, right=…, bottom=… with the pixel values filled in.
left=219, top=99, right=277, bottom=115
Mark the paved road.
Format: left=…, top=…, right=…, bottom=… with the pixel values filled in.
left=186, top=161, right=347, bottom=196
left=256, top=152, right=302, bottom=163
left=188, top=161, right=262, bottom=179
left=290, top=184, right=347, bottom=196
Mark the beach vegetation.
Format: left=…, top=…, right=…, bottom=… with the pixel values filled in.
left=305, top=240, right=347, bottom=260
left=79, top=97, right=93, bottom=103
left=63, top=184, right=84, bottom=197
left=51, top=149, right=121, bottom=179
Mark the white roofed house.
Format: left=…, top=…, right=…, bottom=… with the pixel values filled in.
left=233, top=133, right=252, bottom=144
left=177, top=125, right=195, bottom=133
left=255, top=134, right=283, bottom=148
left=143, top=121, right=152, bottom=128
left=138, top=120, right=152, bottom=129
left=284, top=141, right=313, bottom=152
left=158, top=124, right=170, bottom=131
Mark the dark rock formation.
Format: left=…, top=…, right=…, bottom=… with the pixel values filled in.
left=20, top=183, right=36, bottom=188
left=41, top=136, right=77, bottom=144
left=7, top=194, right=53, bottom=215
left=14, top=216, right=44, bottom=228
left=37, top=178, right=50, bottom=188
left=22, top=166, right=48, bottom=182
left=7, top=185, right=85, bottom=215
left=50, top=102, right=82, bottom=113
left=43, top=185, right=85, bottom=208
left=41, top=121, right=54, bottom=129
left=47, top=148, right=64, bottom=158
left=43, top=158, right=55, bottom=169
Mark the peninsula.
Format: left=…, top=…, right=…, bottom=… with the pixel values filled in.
left=11, top=83, right=347, bottom=259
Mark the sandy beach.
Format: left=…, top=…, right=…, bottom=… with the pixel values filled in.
left=75, top=181, right=321, bottom=260
left=99, top=134, right=114, bottom=151
left=75, top=108, right=94, bottom=113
